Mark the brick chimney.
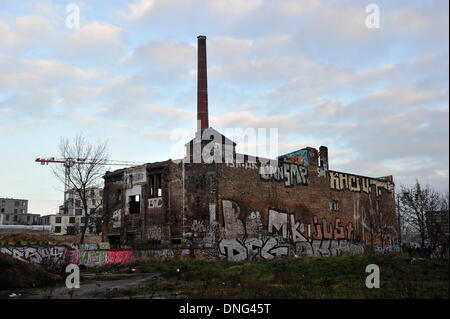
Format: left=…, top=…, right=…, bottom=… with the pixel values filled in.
left=197, top=35, right=209, bottom=132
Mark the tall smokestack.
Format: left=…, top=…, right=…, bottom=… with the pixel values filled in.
left=197, top=35, right=209, bottom=132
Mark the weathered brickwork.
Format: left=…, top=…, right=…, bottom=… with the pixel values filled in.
left=102, top=145, right=398, bottom=260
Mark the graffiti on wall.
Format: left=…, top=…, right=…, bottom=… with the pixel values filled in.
left=280, top=149, right=311, bottom=166
left=188, top=217, right=220, bottom=245
left=260, top=163, right=308, bottom=186
left=219, top=237, right=289, bottom=261
left=0, top=245, right=70, bottom=268
left=149, top=198, right=163, bottom=208
left=112, top=209, right=121, bottom=228
left=0, top=245, right=133, bottom=268
left=329, top=171, right=393, bottom=197
left=217, top=200, right=364, bottom=261
left=69, top=250, right=133, bottom=267
left=267, top=209, right=363, bottom=257
left=148, top=225, right=164, bottom=241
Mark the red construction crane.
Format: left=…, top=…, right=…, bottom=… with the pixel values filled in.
left=35, top=157, right=143, bottom=193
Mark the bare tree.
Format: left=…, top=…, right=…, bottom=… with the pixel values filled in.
left=440, top=191, right=449, bottom=211
left=52, top=133, right=109, bottom=244
left=361, top=195, right=377, bottom=254
left=362, top=194, right=397, bottom=254
left=399, top=180, right=441, bottom=248
left=376, top=197, right=397, bottom=250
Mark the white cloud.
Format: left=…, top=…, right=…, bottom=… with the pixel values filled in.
left=207, top=0, right=263, bottom=16
left=58, top=21, right=123, bottom=62
left=0, top=15, right=54, bottom=52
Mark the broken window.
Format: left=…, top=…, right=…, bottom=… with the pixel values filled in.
left=115, top=189, right=122, bottom=202
left=54, top=226, right=61, bottom=233
left=129, top=194, right=140, bottom=214
left=149, top=173, right=162, bottom=198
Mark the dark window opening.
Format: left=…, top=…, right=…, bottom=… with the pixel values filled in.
left=129, top=195, right=140, bottom=214
left=56, top=217, right=62, bottom=223
left=116, top=189, right=122, bottom=202
left=54, top=226, right=61, bottom=233
left=66, top=226, right=76, bottom=235
left=69, top=217, right=75, bottom=224
left=149, top=173, right=162, bottom=198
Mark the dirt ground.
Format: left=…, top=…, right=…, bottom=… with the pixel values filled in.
left=20, top=273, right=166, bottom=299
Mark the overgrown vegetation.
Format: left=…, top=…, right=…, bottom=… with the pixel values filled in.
left=0, top=254, right=63, bottom=294
left=81, top=254, right=449, bottom=299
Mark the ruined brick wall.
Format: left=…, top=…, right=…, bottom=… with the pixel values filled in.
left=102, top=152, right=398, bottom=260
left=102, top=170, right=125, bottom=247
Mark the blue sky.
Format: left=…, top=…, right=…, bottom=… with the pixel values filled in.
left=0, top=0, right=448, bottom=215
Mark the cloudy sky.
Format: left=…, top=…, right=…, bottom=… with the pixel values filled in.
left=0, top=0, right=448, bottom=215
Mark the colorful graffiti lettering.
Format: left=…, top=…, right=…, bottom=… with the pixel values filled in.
left=1, top=246, right=133, bottom=268
left=0, top=245, right=70, bottom=268
left=329, top=171, right=393, bottom=197
left=281, top=149, right=311, bottom=166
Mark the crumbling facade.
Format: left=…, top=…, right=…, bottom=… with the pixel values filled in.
left=101, top=36, right=398, bottom=260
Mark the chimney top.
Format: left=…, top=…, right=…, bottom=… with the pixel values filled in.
left=197, top=34, right=209, bottom=132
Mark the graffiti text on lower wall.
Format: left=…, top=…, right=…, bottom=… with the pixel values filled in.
left=0, top=246, right=133, bottom=268
left=217, top=200, right=364, bottom=261
left=0, top=245, right=70, bottom=268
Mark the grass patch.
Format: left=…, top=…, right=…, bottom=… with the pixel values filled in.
left=107, top=255, right=449, bottom=299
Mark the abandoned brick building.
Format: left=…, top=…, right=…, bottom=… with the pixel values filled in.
left=101, top=36, right=398, bottom=260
